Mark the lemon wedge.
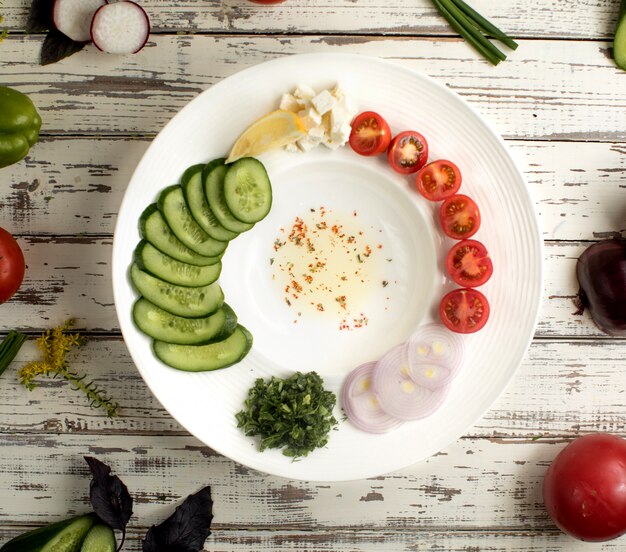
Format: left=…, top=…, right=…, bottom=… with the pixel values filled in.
left=226, top=110, right=306, bottom=163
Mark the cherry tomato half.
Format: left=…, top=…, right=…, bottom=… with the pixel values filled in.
left=348, top=111, right=392, bottom=156
left=439, top=288, right=490, bottom=334
left=0, top=227, right=25, bottom=304
left=415, top=159, right=462, bottom=201
left=543, top=433, right=626, bottom=542
left=439, top=194, right=481, bottom=240
left=387, top=130, right=428, bottom=174
left=445, top=239, right=493, bottom=288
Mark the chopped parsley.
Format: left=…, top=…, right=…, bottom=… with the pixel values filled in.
left=235, top=371, right=337, bottom=459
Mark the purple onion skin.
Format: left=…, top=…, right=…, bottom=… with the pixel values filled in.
left=575, top=238, right=626, bottom=337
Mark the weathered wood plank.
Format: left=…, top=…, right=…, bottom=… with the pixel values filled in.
left=0, top=338, right=624, bottom=438
left=0, top=238, right=613, bottom=337
left=1, top=36, right=625, bottom=141
left=3, top=138, right=625, bottom=241
left=1, top=0, right=619, bottom=39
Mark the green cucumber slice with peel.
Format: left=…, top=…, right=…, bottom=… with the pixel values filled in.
left=153, top=324, right=253, bottom=371
left=134, top=240, right=221, bottom=287
left=224, top=157, right=272, bottom=224
left=182, top=160, right=239, bottom=242
left=0, top=515, right=95, bottom=552
left=615, top=0, right=626, bottom=70
left=204, top=164, right=254, bottom=233
left=181, top=163, right=206, bottom=187
left=130, top=263, right=224, bottom=318
left=158, top=184, right=228, bottom=257
left=79, top=524, right=115, bottom=552
left=140, top=204, right=221, bottom=267
left=133, top=298, right=237, bottom=344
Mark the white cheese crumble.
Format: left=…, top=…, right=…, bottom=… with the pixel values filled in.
left=279, top=83, right=358, bottom=152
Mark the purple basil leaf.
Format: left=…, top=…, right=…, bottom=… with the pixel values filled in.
left=40, top=30, right=85, bottom=66
left=26, top=0, right=54, bottom=32
left=85, top=456, right=133, bottom=546
left=143, top=486, right=213, bottom=552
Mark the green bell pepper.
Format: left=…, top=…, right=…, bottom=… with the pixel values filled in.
left=0, top=86, right=42, bottom=169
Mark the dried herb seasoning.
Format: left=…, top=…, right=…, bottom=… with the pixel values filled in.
left=236, top=371, right=338, bottom=458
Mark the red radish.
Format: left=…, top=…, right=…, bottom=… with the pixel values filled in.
left=90, top=1, right=150, bottom=54
left=52, top=0, right=106, bottom=42
left=341, top=362, right=403, bottom=434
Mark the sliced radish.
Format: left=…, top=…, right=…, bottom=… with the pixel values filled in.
left=407, top=323, right=465, bottom=377
left=341, top=362, right=403, bottom=434
left=372, top=344, right=450, bottom=421
left=53, top=0, right=106, bottom=42
left=90, top=1, right=150, bottom=54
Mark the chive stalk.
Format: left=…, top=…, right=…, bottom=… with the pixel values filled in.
left=0, top=331, right=27, bottom=377
left=449, top=0, right=518, bottom=50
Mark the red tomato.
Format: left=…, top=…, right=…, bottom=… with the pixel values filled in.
left=439, top=288, right=490, bottom=333
left=543, top=433, right=626, bottom=542
left=348, top=111, right=392, bottom=156
left=445, top=239, right=493, bottom=288
left=0, top=227, right=25, bottom=304
left=439, top=194, right=481, bottom=240
left=415, top=159, right=462, bottom=201
left=387, top=131, right=428, bottom=174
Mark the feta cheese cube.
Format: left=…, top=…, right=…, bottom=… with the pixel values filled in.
left=293, top=84, right=316, bottom=101
left=296, top=136, right=319, bottom=152
left=311, top=89, right=337, bottom=115
left=279, top=93, right=300, bottom=113
left=284, top=142, right=301, bottom=153
left=297, top=107, right=322, bottom=130
left=330, top=122, right=352, bottom=146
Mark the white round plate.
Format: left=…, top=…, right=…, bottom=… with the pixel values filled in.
left=112, top=53, right=542, bottom=481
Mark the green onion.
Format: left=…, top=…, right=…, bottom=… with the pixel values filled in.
left=0, top=331, right=27, bottom=378
left=432, top=0, right=518, bottom=65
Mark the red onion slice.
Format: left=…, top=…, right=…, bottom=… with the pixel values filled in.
left=341, top=362, right=404, bottom=434
left=407, top=323, right=465, bottom=382
left=408, top=362, right=453, bottom=390
left=372, top=345, right=451, bottom=421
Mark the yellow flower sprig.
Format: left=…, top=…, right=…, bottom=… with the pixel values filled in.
left=19, top=320, right=119, bottom=417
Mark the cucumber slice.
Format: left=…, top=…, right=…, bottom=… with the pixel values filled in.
left=133, top=298, right=237, bottom=345
left=182, top=160, right=239, bottom=242
left=135, top=240, right=221, bottom=287
left=224, top=157, right=272, bottom=224
left=181, top=163, right=206, bottom=187
left=158, top=184, right=228, bottom=257
left=0, top=515, right=95, bottom=552
left=130, top=264, right=224, bottom=318
left=80, top=524, right=115, bottom=552
left=204, top=164, right=254, bottom=233
left=153, top=324, right=253, bottom=371
left=140, top=204, right=221, bottom=267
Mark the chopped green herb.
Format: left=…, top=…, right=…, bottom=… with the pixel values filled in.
left=235, top=371, right=337, bottom=458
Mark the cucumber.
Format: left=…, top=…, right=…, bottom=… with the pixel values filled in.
left=133, top=298, right=237, bottom=344
left=153, top=324, right=253, bottom=372
left=615, top=0, right=626, bottom=70
left=158, top=184, right=228, bottom=257
left=181, top=160, right=239, bottom=242
left=140, top=204, right=221, bottom=267
left=181, top=163, right=206, bottom=187
left=79, top=524, right=115, bottom=552
left=135, top=240, right=221, bottom=287
left=130, top=264, right=224, bottom=318
left=204, top=164, right=254, bottom=233
left=0, top=515, right=95, bottom=552
left=224, top=157, right=272, bottom=224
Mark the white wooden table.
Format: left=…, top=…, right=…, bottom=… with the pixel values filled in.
left=1, top=0, right=626, bottom=549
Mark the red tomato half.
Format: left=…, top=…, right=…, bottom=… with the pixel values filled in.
left=0, top=227, right=25, bottom=304
left=439, top=288, right=490, bottom=333
left=543, top=433, right=626, bottom=542
left=348, top=111, right=392, bottom=156
left=445, top=239, right=493, bottom=288
left=415, top=159, right=462, bottom=201
left=439, top=194, right=481, bottom=240
left=387, top=131, right=428, bottom=174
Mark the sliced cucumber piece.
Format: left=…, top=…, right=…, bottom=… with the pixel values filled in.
left=204, top=164, right=254, bottom=233
left=0, top=515, right=95, bottom=552
left=140, top=204, right=221, bottom=267
left=158, top=184, right=228, bottom=257
left=224, top=157, right=272, bottom=224
left=181, top=163, right=206, bottom=187
left=135, top=241, right=221, bottom=287
left=79, top=524, right=115, bottom=552
left=133, top=298, right=237, bottom=345
left=182, top=160, right=239, bottom=242
left=153, top=324, right=253, bottom=371
left=130, top=264, right=224, bottom=318
left=40, top=515, right=95, bottom=552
